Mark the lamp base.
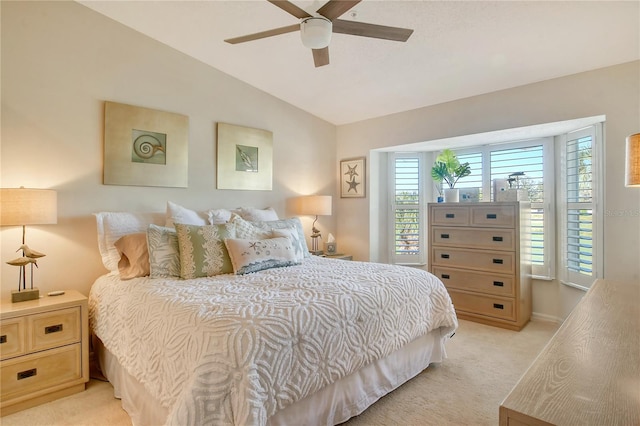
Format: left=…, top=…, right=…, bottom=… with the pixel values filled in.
left=12, top=288, right=40, bottom=303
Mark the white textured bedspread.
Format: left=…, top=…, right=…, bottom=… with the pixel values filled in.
left=89, top=257, right=457, bottom=425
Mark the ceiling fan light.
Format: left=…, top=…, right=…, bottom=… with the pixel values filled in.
left=300, top=17, right=332, bottom=49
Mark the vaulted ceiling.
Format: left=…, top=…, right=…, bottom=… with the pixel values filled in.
left=79, top=1, right=640, bottom=125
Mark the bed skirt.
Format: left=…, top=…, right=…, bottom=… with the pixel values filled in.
left=96, top=328, right=448, bottom=426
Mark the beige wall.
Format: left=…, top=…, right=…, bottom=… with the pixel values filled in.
left=336, top=61, right=640, bottom=321
left=0, top=1, right=336, bottom=300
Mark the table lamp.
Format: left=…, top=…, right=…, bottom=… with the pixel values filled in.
left=295, top=195, right=332, bottom=255
left=1, top=187, right=57, bottom=302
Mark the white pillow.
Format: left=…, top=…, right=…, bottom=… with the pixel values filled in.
left=94, top=211, right=165, bottom=272
left=165, top=201, right=209, bottom=228
left=208, top=208, right=233, bottom=225
left=224, top=237, right=299, bottom=275
left=234, top=207, right=279, bottom=222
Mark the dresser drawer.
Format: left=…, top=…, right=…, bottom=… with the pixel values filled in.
left=27, top=308, right=81, bottom=353
left=448, top=290, right=516, bottom=321
left=471, top=205, right=516, bottom=228
left=430, top=206, right=470, bottom=226
left=0, top=318, right=26, bottom=360
left=431, top=227, right=515, bottom=250
left=1, top=344, right=82, bottom=402
left=432, top=248, right=515, bottom=274
left=433, top=267, right=515, bottom=297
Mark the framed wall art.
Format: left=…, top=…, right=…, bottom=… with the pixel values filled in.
left=340, top=157, right=366, bottom=198
left=217, top=122, right=273, bottom=191
left=103, top=101, right=189, bottom=187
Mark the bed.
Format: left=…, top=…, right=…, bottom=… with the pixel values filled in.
left=89, top=205, right=458, bottom=426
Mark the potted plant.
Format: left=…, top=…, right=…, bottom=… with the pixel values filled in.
left=431, top=149, right=471, bottom=202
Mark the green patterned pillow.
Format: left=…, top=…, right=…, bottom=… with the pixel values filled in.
left=147, top=224, right=180, bottom=278
left=175, top=223, right=236, bottom=279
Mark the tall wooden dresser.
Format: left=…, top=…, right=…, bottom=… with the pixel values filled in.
left=428, top=202, right=531, bottom=330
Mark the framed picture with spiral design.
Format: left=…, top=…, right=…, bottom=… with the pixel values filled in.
left=104, top=101, right=189, bottom=187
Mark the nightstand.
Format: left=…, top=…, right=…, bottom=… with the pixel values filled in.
left=0, top=290, right=89, bottom=416
left=321, top=253, right=353, bottom=261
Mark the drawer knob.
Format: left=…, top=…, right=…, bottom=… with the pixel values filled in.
left=493, top=303, right=504, bottom=310
left=441, top=254, right=450, bottom=259
left=0, top=335, right=6, bottom=344
left=45, top=324, right=63, bottom=334
left=445, top=213, right=455, bottom=218
left=486, top=213, right=497, bottom=219
left=492, top=236, right=503, bottom=242
left=17, top=368, right=37, bottom=380
left=493, top=259, right=504, bottom=264
left=441, top=234, right=450, bottom=239
left=493, top=281, right=504, bottom=287
left=441, top=274, right=450, bottom=279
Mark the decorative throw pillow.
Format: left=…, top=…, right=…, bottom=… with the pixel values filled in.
left=175, top=223, right=236, bottom=279
left=234, top=207, right=279, bottom=222
left=224, top=237, right=299, bottom=275
left=208, top=208, right=233, bottom=225
left=232, top=216, right=310, bottom=259
left=165, top=201, right=209, bottom=228
left=147, top=224, right=181, bottom=278
left=271, top=227, right=305, bottom=262
left=114, top=233, right=150, bottom=280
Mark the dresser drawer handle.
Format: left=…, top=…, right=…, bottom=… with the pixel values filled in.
left=493, top=259, right=504, bottom=264
left=445, top=213, right=455, bottom=218
left=441, top=274, right=450, bottom=279
left=493, top=303, right=504, bottom=310
left=17, top=368, right=37, bottom=380
left=441, top=234, right=450, bottom=239
left=492, top=236, right=503, bottom=242
left=45, top=324, right=63, bottom=334
left=493, top=281, right=504, bottom=287
left=441, top=254, right=450, bottom=259
left=0, top=335, right=6, bottom=344
left=486, top=213, right=497, bottom=219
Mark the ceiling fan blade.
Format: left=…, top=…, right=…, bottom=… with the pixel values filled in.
left=268, top=0, right=312, bottom=19
left=224, top=24, right=300, bottom=44
left=317, top=0, right=361, bottom=20
left=333, top=19, right=413, bottom=42
left=312, top=48, right=330, bottom=67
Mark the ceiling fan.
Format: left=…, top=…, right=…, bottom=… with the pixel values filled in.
left=224, top=0, right=414, bottom=68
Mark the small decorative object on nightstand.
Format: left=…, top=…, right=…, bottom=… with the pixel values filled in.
left=0, top=187, right=57, bottom=303
left=0, top=290, right=89, bottom=416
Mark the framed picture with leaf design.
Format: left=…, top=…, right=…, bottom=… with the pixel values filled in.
left=340, top=157, right=366, bottom=198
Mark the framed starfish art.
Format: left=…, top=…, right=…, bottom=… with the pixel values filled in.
left=340, top=157, right=366, bottom=198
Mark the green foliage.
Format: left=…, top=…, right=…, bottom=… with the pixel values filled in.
left=430, top=149, right=472, bottom=189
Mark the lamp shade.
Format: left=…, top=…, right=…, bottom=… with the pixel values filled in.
left=626, top=133, right=640, bottom=187
left=1, top=188, right=58, bottom=226
left=295, top=195, right=332, bottom=216
left=300, top=17, right=332, bottom=49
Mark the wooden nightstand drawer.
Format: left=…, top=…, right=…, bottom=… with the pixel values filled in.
left=0, top=318, right=26, bottom=360
left=0, top=344, right=82, bottom=402
left=431, top=227, right=515, bottom=250
left=448, top=290, right=516, bottom=321
left=28, top=307, right=81, bottom=353
left=432, top=248, right=515, bottom=274
left=434, top=267, right=515, bottom=297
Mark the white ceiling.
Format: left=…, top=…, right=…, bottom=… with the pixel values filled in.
left=78, top=0, right=639, bottom=125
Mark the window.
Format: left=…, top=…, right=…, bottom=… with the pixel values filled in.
left=449, top=139, right=554, bottom=278
left=559, top=125, right=603, bottom=289
left=390, top=153, right=425, bottom=265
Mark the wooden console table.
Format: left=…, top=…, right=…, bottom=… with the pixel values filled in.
left=499, top=279, right=640, bottom=425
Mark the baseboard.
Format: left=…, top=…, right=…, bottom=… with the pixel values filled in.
left=531, top=312, right=563, bottom=324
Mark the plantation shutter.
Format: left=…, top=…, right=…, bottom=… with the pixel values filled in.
left=391, top=154, right=425, bottom=264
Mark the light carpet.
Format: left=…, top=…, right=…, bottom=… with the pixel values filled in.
left=1, top=319, right=558, bottom=426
